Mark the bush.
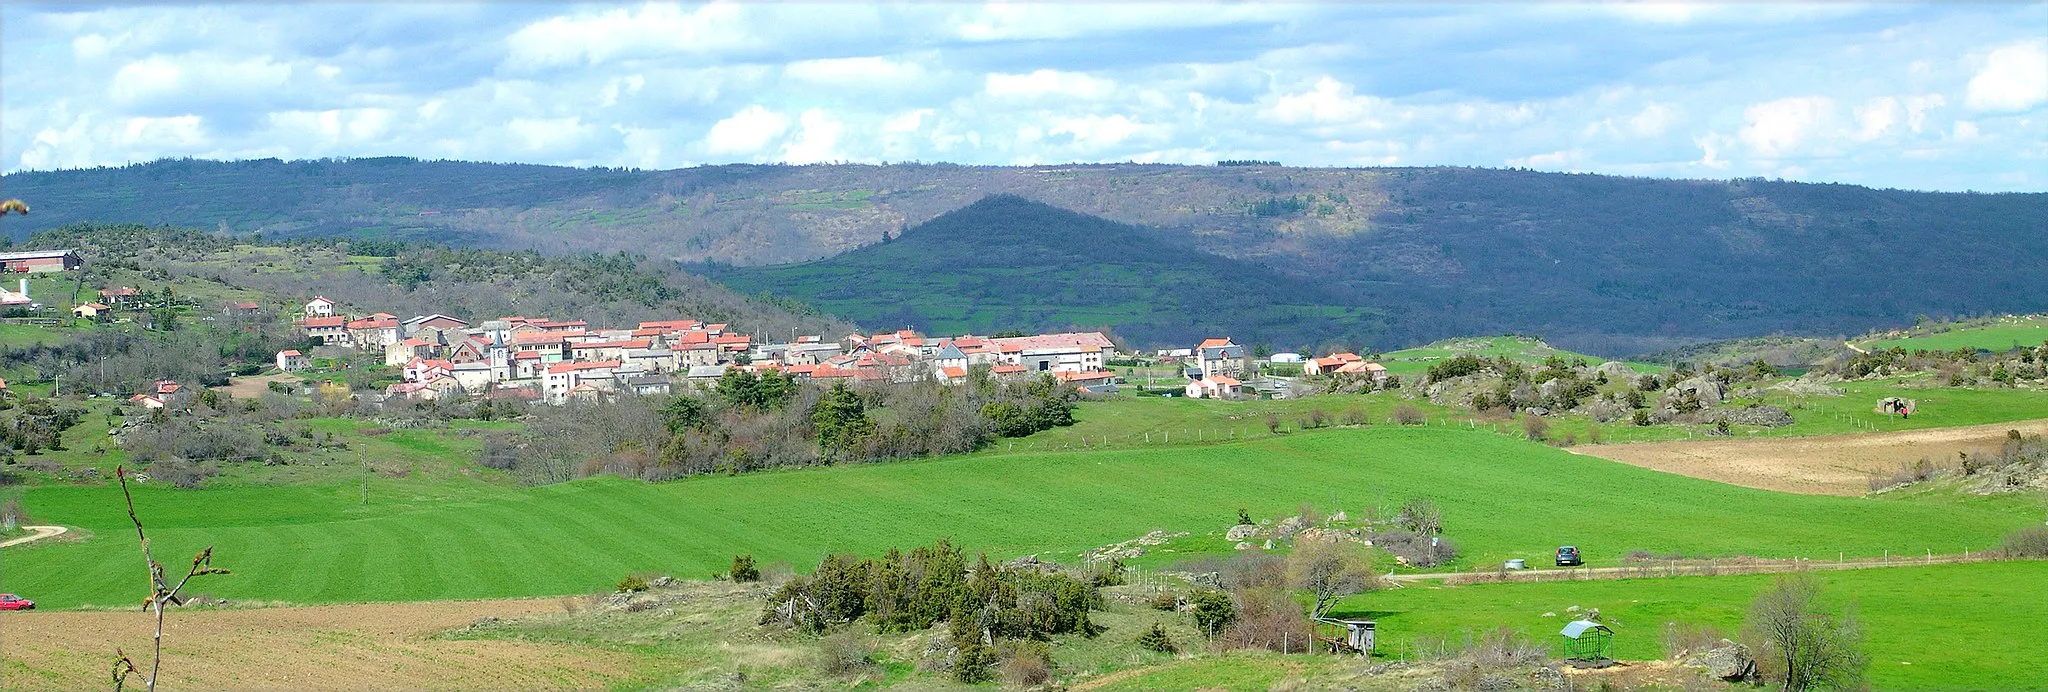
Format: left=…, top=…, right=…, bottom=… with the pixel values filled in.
left=1191, top=590, right=1235, bottom=638
left=997, top=640, right=1053, bottom=686
left=1392, top=405, right=1426, bottom=426
left=1217, top=587, right=1312, bottom=653
left=1136, top=623, right=1177, bottom=653
left=817, top=630, right=878, bottom=676
left=1522, top=415, right=1549, bottom=441
left=1149, top=591, right=1180, bottom=611
left=1372, top=529, right=1460, bottom=568
left=2004, top=525, right=2048, bottom=558
left=1342, top=406, right=1368, bottom=425
left=615, top=575, right=649, bottom=593
left=1632, top=409, right=1653, bottom=426
left=730, top=554, right=761, bottom=582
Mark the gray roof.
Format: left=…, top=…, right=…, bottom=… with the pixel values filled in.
left=1560, top=621, right=1611, bottom=638
left=0, top=249, right=77, bottom=261
left=687, top=365, right=729, bottom=378
left=935, top=343, right=967, bottom=360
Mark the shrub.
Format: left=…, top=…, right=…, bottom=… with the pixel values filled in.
left=1372, top=529, right=1460, bottom=568
left=615, top=575, right=649, bottom=593
left=953, top=628, right=998, bottom=683
left=1137, top=623, right=1177, bottom=653
left=1237, top=508, right=1254, bottom=526
left=730, top=554, right=761, bottom=582
left=1342, top=406, right=1368, bottom=425
left=818, top=630, right=877, bottom=676
left=1217, top=587, right=1312, bottom=653
left=1392, top=405, right=1426, bottom=426
left=2003, top=525, right=2048, bottom=558
left=997, top=640, right=1053, bottom=686
left=1265, top=413, right=1282, bottom=434
left=1149, top=591, right=1180, bottom=611
left=1427, top=354, right=1487, bottom=382
left=1632, top=409, right=1653, bottom=426
left=1191, top=590, right=1235, bottom=638
left=1522, top=415, right=1549, bottom=441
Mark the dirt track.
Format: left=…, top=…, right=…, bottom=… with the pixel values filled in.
left=211, top=372, right=301, bottom=400
left=0, top=599, right=635, bottom=690
left=1579, top=419, right=2048, bottom=495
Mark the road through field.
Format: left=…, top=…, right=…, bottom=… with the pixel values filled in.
left=1576, top=418, right=2048, bottom=495
left=0, top=598, right=636, bottom=690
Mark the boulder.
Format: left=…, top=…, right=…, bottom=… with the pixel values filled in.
left=1538, top=378, right=1565, bottom=401
left=1596, top=361, right=1636, bottom=381
left=1274, top=515, right=1307, bottom=538
left=1670, top=377, right=1724, bottom=406
left=1684, top=640, right=1757, bottom=682
left=1226, top=524, right=1261, bottom=541
left=1331, top=510, right=1348, bottom=522
left=1235, top=541, right=1254, bottom=550
left=1722, top=404, right=1795, bottom=428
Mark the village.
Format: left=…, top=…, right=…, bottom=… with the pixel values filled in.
left=269, top=295, right=1391, bottom=405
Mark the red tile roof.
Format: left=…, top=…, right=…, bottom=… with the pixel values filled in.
left=300, top=316, right=346, bottom=328
left=1198, top=338, right=1234, bottom=349
left=545, top=360, right=621, bottom=374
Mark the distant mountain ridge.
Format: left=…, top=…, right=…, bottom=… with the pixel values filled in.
left=701, top=195, right=1384, bottom=348
left=5, top=158, right=2044, bottom=353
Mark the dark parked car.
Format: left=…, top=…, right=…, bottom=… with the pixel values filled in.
left=0, top=593, right=34, bottom=611
left=1555, top=546, right=1583, bottom=567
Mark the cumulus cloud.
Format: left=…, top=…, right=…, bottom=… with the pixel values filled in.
left=1, top=2, right=2043, bottom=191
left=1965, top=40, right=2048, bottom=112
left=704, top=105, right=790, bottom=156
left=1738, top=97, right=1835, bottom=157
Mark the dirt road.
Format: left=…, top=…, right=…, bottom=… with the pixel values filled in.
left=211, top=371, right=301, bottom=399
left=0, top=599, right=637, bottom=690
left=0, top=525, right=66, bottom=548
left=1577, top=418, right=2048, bottom=495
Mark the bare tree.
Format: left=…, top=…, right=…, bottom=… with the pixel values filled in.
left=1287, top=539, right=1380, bottom=619
left=114, top=466, right=231, bottom=692
left=1744, top=574, right=1866, bottom=691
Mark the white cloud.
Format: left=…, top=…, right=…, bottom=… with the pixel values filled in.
left=1738, top=97, right=1834, bottom=157
left=1264, top=77, right=1385, bottom=126
left=1852, top=97, right=1901, bottom=141
left=1048, top=114, right=1145, bottom=150
left=1904, top=94, right=1945, bottom=133
left=503, top=2, right=750, bottom=70
left=785, top=56, right=925, bottom=86
left=1953, top=120, right=1981, bottom=141
left=881, top=109, right=932, bottom=134
left=781, top=109, right=845, bottom=164
left=704, top=105, right=789, bottom=156
left=984, top=69, right=1116, bottom=99
left=1507, top=149, right=1586, bottom=169
left=1964, top=41, right=2048, bottom=112
left=1628, top=103, right=1678, bottom=137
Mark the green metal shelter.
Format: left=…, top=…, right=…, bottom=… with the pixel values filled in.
left=1559, top=620, right=1614, bottom=662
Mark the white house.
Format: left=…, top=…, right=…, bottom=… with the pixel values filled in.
left=305, top=296, right=336, bottom=318
left=1184, top=374, right=1243, bottom=399
left=989, top=332, right=1115, bottom=374
left=1193, top=338, right=1250, bottom=379
left=276, top=349, right=309, bottom=371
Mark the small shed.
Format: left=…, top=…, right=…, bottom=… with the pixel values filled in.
left=1313, top=618, right=1376, bottom=657
left=1559, top=620, right=1613, bottom=662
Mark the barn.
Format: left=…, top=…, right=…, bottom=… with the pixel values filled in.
left=0, top=249, right=82, bottom=273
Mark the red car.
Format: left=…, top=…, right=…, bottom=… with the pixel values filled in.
left=0, top=594, right=34, bottom=610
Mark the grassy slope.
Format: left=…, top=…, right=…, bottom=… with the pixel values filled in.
left=4, top=427, right=2034, bottom=609
left=1375, top=336, right=1660, bottom=376
left=1538, top=378, right=2048, bottom=445
left=1338, top=561, right=2048, bottom=690
left=1862, top=316, right=2048, bottom=352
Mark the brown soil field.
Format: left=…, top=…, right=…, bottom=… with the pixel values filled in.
left=211, top=371, right=302, bottom=400
left=1578, top=419, right=2048, bottom=495
left=0, top=599, right=636, bottom=690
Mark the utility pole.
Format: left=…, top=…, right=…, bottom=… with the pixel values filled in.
left=359, top=451, right=368, bottom=506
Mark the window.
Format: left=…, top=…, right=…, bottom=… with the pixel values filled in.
left=1037, top=361, right=1050, bottom=371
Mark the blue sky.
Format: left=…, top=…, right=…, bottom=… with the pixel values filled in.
left=3, top=2, right=2043, bottom=191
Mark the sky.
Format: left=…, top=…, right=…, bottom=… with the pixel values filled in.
left=2, top=2, right=2044, bottom=192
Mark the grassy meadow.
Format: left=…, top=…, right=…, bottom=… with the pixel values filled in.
left=1336, top=561, right=2048, bottom=690
left=1375, top=336, right=1662, bottom=376
left=4, top=426, right=2037, bottom=609
left=1860, top=316, right=2048, bottom=353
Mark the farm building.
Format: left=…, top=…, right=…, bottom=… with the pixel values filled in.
left=72, top=302, right=111, bottom=319
left=0, top=249, right=82, bottom=273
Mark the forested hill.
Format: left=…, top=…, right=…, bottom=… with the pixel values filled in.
left=700, top=195, right=1386, bottom=348
left=4, top=158, right=2044, bottom=353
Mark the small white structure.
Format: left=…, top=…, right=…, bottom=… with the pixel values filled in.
left=1269, top=352, right=1304, bottom=363
left=276, top=349, right=309, bottom=371
left=305, top=296, right=337, bottom=318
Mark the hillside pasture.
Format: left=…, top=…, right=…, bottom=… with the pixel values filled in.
left=1861, top=315, right=2048, bottom=353
left=1339, top=561, right=2048, bottom=691
left=3, top=427, right=2034, bottom=609
left=1375, top=336, right=1659, bottom=376
left=1581, top=418, right=2048, bottom=495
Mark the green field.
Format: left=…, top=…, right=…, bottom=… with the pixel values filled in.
left=1339, top=561, right=2048, bottom=690
left=1862, top=316, right=2048, bottom=353
left=5, top=426, right=2035, bottom=609
left=1535, top=378, right=2048, bottom=444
